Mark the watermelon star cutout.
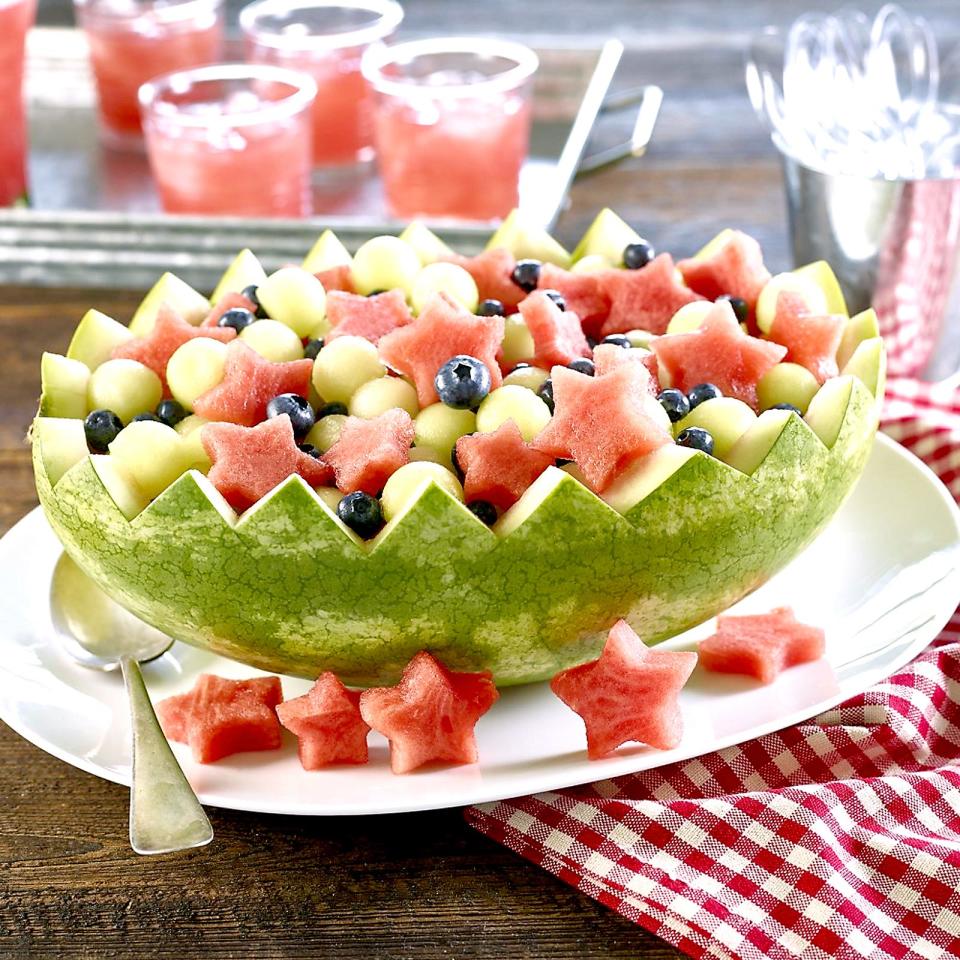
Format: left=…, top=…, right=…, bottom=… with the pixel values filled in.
left=532, top=362, right=673, bottom=492
left=444, top=247, right=524, bottom=310
left=519, top=289, right=591, bottom=369
left=201, top=291, right=258, bottom=327
left=193, top=340, right=313, bottom=427
left=323, top=409, right=415, bottom=495
left=276, top=673, right=370, bottom=769
left=769, top=291, right=845, bottom=384
left=325, top=289, right=413, bottom=345
left=378, top=293, right=505, bottom=407
left=359, top=651, right=499, bottom=774
left=551, top=620, right=697, bottom=758
left=113, top=303, right=235, bottom=390
left=651, top=300, right=786, bottom=408
left=202, top=414, right=333, bottom=512
left=676, top=229, right=771, bottom=312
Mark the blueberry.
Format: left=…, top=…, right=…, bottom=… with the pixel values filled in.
left=537, top=378, right=554, bottom=413
left=317, top=401, right=348, bottom=419
left=367, top=289, right=387, bottom=297
left=218, top=307, right=256, bottom=332
left=477, top=298, right=505, bottom=317
left=567, top=358, right=595, bottom=376
left=542, top=289, right=567, bottom=311
left=511, top=259, right=541, bottom=293
left=155, top=398, right=186, bottom=427
left=131, top=412, right=162, bottom=423
left=623, top=240, right=655, bottom=269
left=451, top=443, right=465, bottom=483
left=241, top=284, right=267, bottom=318
left=676, top=426, right=714, bottom=456
left=602, top=334, right=632, bottom=349
left=657, top=388, right=691, bottom=423
left=84, top=409, right=123, bottom=453
left=717, top=294, right=749, bottom=324
left=771, top=402, right=802, bottom=414
left=687, top=382, right=722, bottom=410
left=337, top=491, right=383, bottom=539
left=266, top=393, right=315, bottom=437
left=297, top=442, right=321, bottom=458
left=586, top=336, right=599, bottom=349
left=434, top=355, right=491, bottom=410
left=467, top=500, right=498, bottom=526
left=304, top=338, right=324, bottom=360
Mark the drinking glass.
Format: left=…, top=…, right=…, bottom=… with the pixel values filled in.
left=361, top=38, right=538, bottom=221
left=139, top=63, right=317, bottom=218
left=240, top=0, right=402, bottom=170
left=0, top=0, right=37, bottom=206
left=74, top=0, right=225, bottom=148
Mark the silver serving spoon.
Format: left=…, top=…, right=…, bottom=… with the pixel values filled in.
left=50, top=553, right=213, bottom=855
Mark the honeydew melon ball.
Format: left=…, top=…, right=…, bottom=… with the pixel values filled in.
left=167, top=338, right=229, bottom=411
left=414, top=404, right=476, bottom=465
left=87, top=359, right=162, bottom=424
left=625, top=329, right=656, bottom=349
left=666, top=300, right=714, bottom=334
left=755, top=272, right=829, bottom=334
left=239, top=319, right=305, bottom=362
left=312, top=335, right=386, bottom=404
left=256, top=267, right=327, bottom=339
left=351, top=235, right=421, bottom=298
left=476, top=385, right=552, bottom=442
left=408, top=446, right=448, bottom=466
left=503, top=365, right=550, bottom=392
left=174, top=414, right=212, bottom=472
left=381, top=461, right=464, bottom=522
left=570, top=254, right=611, bottom=274
left=411, top=262, right=479, bottom=315
left=501, top=315, right=535, bottom=366
left=349, top=376, right=419, bottom=419
left=314, top=486, right=343, bottom=511
left=108, top=420, right=188, bottom=500
left=676, top=396, right=757, bottom=460
left=756, top=362, right=820, bottom=414
left=305, top=413, right=347, bottom=453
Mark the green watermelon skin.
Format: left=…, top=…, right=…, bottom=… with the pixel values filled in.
left=33, top=379, right=877, bottom=687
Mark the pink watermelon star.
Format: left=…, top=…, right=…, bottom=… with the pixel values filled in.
left=202, top=415, right=333, bottom=512
left=113, top=304, right=235, bottom=390
left=193, top=340, right=313, bottom=427
left=201, top=291, right=258, bottom=327
left=314, top=264, right=355, bottom=293
left=359, top=651, right=499, bottom=774
left=551, top=620, right=697, bottom=758
left=456, top=421, right=554, bottom=511
left=592, top=343, right=660, bottom=395
left=378, top=293, right=504, bottom=407
left=698, top=606, right=825, bottom=684
left=519, top=290, right=591, bottom=369
left=676, top=230, right=771, bottom=312
left=444, top=248, right=524, bottom=310
left=537, top=263, right=611, bottom=339
left=276, top=673, right=370, bottom=769
left=769, top=292, right=845, bottom=383
left=531, top=363, right=673, bottom=492
left=651, top=300, right=786, bottom=408
left=325, top=289, right=413, bottom=344
left=323, top=409, right=415, bottom=495
left=597, top=253, right=704, bottom=337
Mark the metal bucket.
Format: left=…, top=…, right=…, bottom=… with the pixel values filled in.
left=782, top=155, right=960, bottom=380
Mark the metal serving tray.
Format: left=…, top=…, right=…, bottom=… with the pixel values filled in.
left=1, top=29, right=660, bottom=291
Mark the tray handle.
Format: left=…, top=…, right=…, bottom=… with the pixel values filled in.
left=576, top=84, right=664, bottom=177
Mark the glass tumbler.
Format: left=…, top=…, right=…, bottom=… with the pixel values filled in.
left=0, top=0, right=37, bottom=206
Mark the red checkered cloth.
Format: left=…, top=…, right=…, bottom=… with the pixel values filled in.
left=466, top=378, right=960, bottom=960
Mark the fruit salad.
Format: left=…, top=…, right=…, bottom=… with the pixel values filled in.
left=33, top=209, right=885, bottom=687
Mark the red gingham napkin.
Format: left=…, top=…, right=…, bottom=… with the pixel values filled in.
left=466, top=377, right=960, bottom=960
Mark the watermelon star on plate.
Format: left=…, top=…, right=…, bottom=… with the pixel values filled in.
left=202, top=415, right=333, bottom=512
left=676, top=229, right=771, bottom=313
left=769, top=291, right=845, bottom=384
left=193, top=340, right=313, bottom=427
left=323, top=409, right=415, bottom=496
left=325, top=289, right=413, bottom=345
left=531, top=362, right=673, bottom=492
left=551, top=620, right=697, bottom=758
left=378, top=293, right=505, bottom=407
left=359, top=651, right=499, bottom=774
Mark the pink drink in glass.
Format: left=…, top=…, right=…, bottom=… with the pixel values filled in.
left=139, top=64, right=316, bottom=217
left=0, top=0, right=36, bottom=206
left=241, top=0, right=402, bottom=169
left=362, top=38, right=538, bottom=221
left=74, top=0, right=225, bottom=146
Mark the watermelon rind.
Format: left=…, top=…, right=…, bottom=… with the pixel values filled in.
left=398, top=222, right=454, bottom=265
left=486, top=210, right=571, bottom=268
left=837, top=308, right=880, bottom=369
left=302, top=229, right=353, bottom=274
left=571, top=208, right=640, bottom=265
left=793, top=260, right=848, bottom=317
left=66, top=310, right=133, bottom=370
left=40, top=353, right=90, bottom=419
left=129, top=273, right=210, bottom=337
left=211, top=250, right=267, bottom=303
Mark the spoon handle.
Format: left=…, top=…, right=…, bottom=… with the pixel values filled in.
left=120, top=656, right=213, bottom=855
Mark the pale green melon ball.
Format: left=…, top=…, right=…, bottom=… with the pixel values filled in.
left=312, top=335, right=386, bottom=404
left=411, top=262, right=479, bottom=315
left=166, top=338, right=229, bottom=411
left=349, top=376, right=419, bottom=419
left=239, top=319, right=305, bottom=362
left=625, top=329, right=656, bottom=349
left=108, top=420, right=188, bottom=500
left=666, top=300, right=714, bottom=334
left=314, top=486, right=343, bottom=511
left=501, top=315, right=535, bottom=366
left=755, top=272, right=829, bottom=334
left=174, top=414, right=211, bottom=472
left=756, top=363, right=820, bottom=414
left=503, top=365, right=550, bottom=392
left=676, top=396, right=757, bottom=460
left=381, top=461, right=464, bottom=522
left=408, top=446, right=447, bottom=466
left=87, top=359, right=162, bottom=425
left=476, top=385, right=552, bottom=442
left=305, top=413, right=347, bottom=453
left=256, top=267, right=327, bottom=338
left=570, top=254, right=610, bottom=274
left=351, top=235, right=421, bottom=298
left=414, top=404, right=476, bottom=465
